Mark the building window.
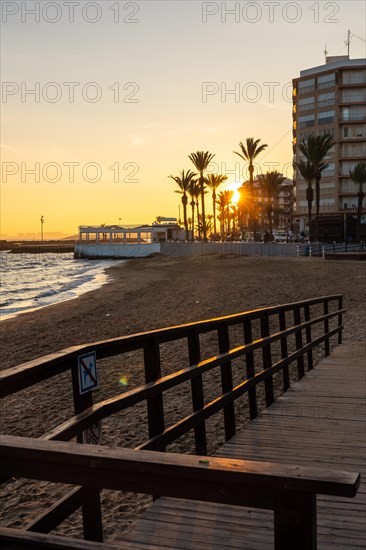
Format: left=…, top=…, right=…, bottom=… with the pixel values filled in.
left=342, top=124, right=366, bottom=138
left=342, top=106, right=366, bottom=121
left=341, top=161, right=359, bottom=175
left=318, top=127, right=335, bottom=137
left=318, top=73, right=336, bottom=90
left=318, top=110, right=335, bottom=124
left=342, top=70, right=366, bottom=85
left=298, top=96, right=315, bottom=112
left=342, top=142, right=366, bottom=157
left=298, top=78, right=315, bottom=93
left=342, top=89, right=366, bottom=103
left=318, top=91, right=335, bottom=108
left=321, top=163, right=335, bottom=177
left=298, top=114, right=315, bottom=128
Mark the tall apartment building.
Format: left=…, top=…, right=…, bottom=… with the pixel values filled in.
left=292, top=56, right=366, bottom=234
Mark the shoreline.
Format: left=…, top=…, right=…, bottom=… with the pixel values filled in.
left=0, top=254, right=124, bottom=322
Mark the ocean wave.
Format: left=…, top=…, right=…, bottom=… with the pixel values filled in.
left=0, top=254, right=124, bottom=319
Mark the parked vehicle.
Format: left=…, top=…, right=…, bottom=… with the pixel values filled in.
left=273, top=232, right=288, bottom=242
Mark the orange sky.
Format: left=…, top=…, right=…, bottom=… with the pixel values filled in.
left=1, top=1, right=365, bottom=237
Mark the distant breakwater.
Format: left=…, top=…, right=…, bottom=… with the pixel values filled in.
left=1, top=241, right=75, bottom=254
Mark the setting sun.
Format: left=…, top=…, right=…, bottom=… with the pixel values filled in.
left=222, top=181, right=242, bottom=204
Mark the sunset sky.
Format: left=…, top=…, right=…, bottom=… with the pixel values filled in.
left=1, top=0, right=365, bottom=237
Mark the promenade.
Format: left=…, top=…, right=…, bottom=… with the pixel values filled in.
left=122, top=342, right=366, bottom=549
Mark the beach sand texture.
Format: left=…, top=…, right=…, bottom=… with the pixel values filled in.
left=1, top=255, right=365, bottom=542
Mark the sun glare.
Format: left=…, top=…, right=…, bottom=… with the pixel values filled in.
left=223, top=181, right=242, bottom=204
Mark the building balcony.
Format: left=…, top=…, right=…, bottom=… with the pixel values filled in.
left=339, top=155, right=366, bottom=161
left=339, top=136, right=366, bottom=142
left=339, top=116, right=366, bottom=123
left=339, top=82, right=366, bottom=88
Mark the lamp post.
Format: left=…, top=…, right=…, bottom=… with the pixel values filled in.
left=40, top=216, right=44, bottom=241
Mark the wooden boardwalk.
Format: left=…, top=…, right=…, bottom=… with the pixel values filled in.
left=122, top=342, right=366, bottom=549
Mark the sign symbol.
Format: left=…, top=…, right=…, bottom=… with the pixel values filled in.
left=82, top=421, right=102, bottom=446
left=81, top=358, right=97, bottom=385
left=78, top=352, right=98, bottom=394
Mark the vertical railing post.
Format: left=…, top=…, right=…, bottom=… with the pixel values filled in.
left=278, top=310, right=289, bottom=392
left=323, top=300, right=330, bottom=357
left=260, top=313, right=274, bottom=407
left=71, top=359, right=103, bottom=542
left=243, top=318, right=257, bottom=420
left=304, top=303, right=314, bottom=370
left=338, top=296, right=343, bottom=345
left=188, top=329, right=207, bottom=455
left=293, top=306, right=305, bottom=379
left=274, top=492, right=317, bottom=550
left=143, top=337, right=165, bottom=449
left=218, top=323, right=236, bottom=441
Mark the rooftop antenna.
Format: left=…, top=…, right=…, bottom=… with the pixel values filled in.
left=345, top=29, right=351, bottom=57
left=324, top=44, right=328, bottom=63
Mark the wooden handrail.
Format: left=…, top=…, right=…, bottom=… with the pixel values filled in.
left=42, top=315, right=345, bottom=444
left=0, top=436, right=360, bottom=550
left=0, top=294, right=343, bottom=397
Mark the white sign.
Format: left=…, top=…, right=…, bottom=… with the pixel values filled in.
left=82, top=421, right=103, bottom=445
left=78, top=351, right=98, bottom=394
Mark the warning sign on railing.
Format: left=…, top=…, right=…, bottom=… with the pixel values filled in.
left=82, top=421, right=103, bottom=445
left=78, top=351, right=99, bottom=394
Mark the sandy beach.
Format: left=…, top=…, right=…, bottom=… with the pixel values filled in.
left=1, top=254, right=365, bottom=541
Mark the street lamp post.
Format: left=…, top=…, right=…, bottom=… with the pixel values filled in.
left=40, top=216, right=44, bottom=241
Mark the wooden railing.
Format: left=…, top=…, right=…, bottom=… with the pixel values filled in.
left=0, top=435, right=360, bottom=550
left=1, top=294, right=354, bottom=550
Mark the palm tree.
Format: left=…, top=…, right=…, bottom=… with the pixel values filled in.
left=234, top=138, right=268, bottom=233
left=205, top=173, right=228, bottom=238
left=349, top=162, right=366, bottom=242
left=188, top=151, right=215, bottom=240
left=237, top=182, right=255, bottom=231
left=187, top=179, right=200, bottom=240
left=258, top=171, right=286, bottom=239
left=169, top=169, right=197, bottom=240
left=299, top=134, right=335, bottom=241
left=216, top=192, right=227, bottom=240
left=217, top=190, right=234, bottom=236
left=234, top=138, right=268, bottom=187
left=296, top=159, right=315, bottom=227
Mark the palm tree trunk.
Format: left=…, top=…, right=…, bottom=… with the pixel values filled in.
left=200, top=173, right=206, bottom=241
left=306, top=185, right=313, bottom=225
left=196, top=201, right=201, bottom=240
left=182, top=194, right=188, bottom=240
left=268, top=205, right=273, bottom=239
left=315, top=177, right=320, bottom=242
left=191, top=201, right=195, bottom=241
left=357, top=191, right=365, bottom=242
left=212, top=193, right=217, bottom=237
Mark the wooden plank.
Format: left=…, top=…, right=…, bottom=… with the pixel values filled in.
left=25, top=487, right=84, bottom=533
left=188, top=329, right=207, bottom=455
left=125, top=343, right=365, bottom=549
left=260, top=313, right=274, bottom=407
left=243, top=318, right=257, bottom=419
left=1, top=436, right=358, bottom=501
left=217, top=323, right=236, bottom=440
left=0, top=528, right=120, bottom=549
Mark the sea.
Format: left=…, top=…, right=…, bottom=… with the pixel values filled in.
left=0, top=250, right=123, bottom=320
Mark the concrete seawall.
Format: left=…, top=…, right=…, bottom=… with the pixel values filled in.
left=160, top=241, right=300, bottom=258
